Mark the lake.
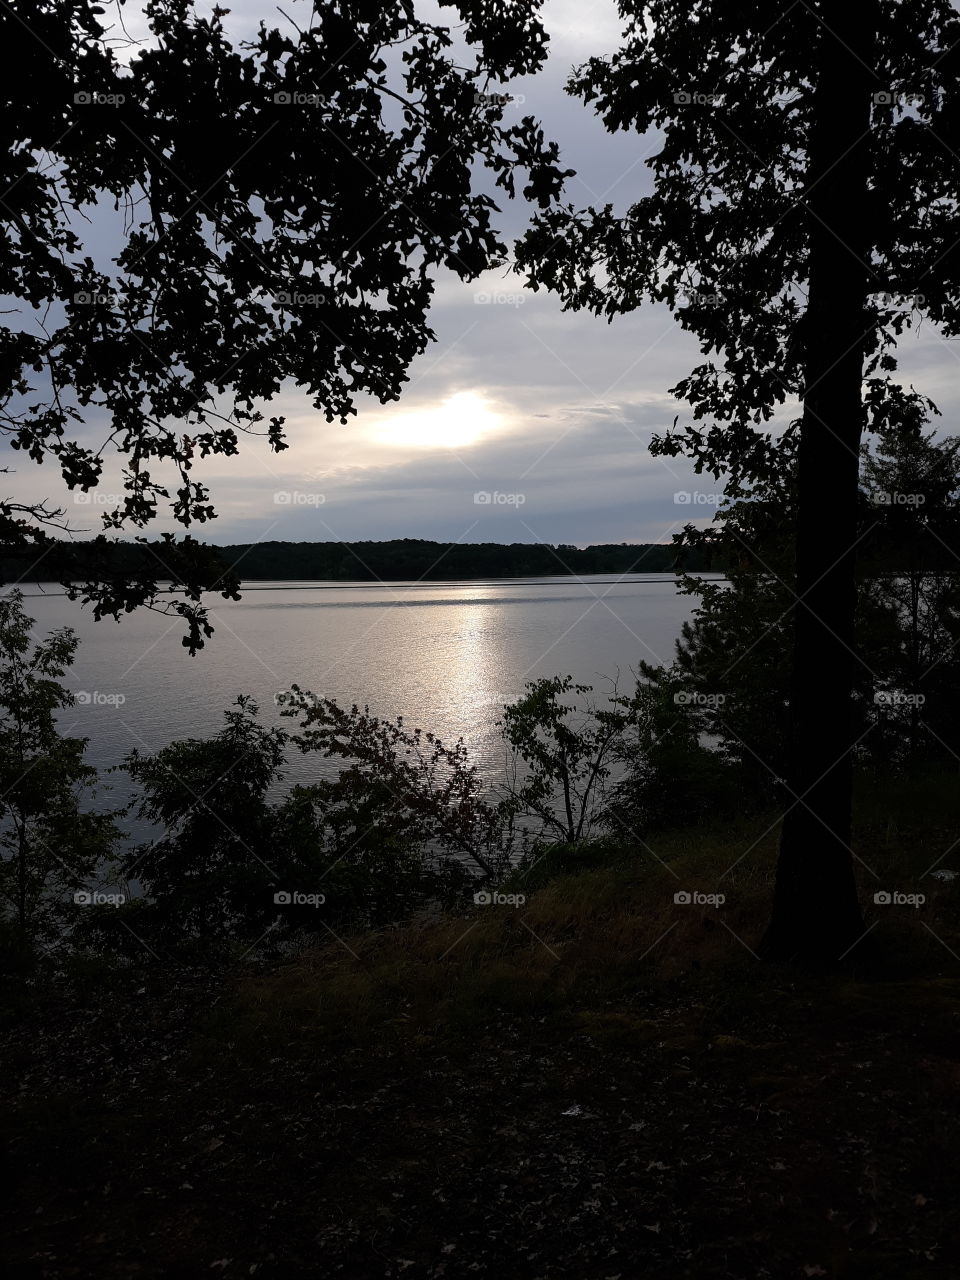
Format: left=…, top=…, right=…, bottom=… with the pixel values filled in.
left=16, top=574, right=716, bottom=816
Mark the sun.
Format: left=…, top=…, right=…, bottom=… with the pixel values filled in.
left=376, top=390, right=500, bottom=449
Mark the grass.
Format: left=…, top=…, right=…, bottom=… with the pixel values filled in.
left=3, top=783, right=960, bottom=1277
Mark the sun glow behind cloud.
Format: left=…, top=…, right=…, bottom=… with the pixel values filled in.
left=374, top=391, right=502, bottom=450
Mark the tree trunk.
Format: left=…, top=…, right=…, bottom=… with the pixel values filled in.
left=760, top=1, right=877, bottom=967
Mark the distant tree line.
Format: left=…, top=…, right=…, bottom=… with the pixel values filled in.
left=214, top=540, right=717, bottom=581
left=0, top=539, right=716, bottom=587
left=5, top=507, right=960, bottom=593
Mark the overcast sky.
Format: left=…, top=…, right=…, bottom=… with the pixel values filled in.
left=13, top=0, right=960, bottom=549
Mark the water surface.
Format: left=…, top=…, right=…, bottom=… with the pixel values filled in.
left=16, top=574, right=716, bottom=812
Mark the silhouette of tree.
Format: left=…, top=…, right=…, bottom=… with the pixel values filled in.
left=641, top=422, right=960, bottom=809
left=860, top=422, right=960, bottom=764
left=517, top=0, right=960, bottom=965
left=120, top=692, right=504, bottom=953
left=1, top=0, right=568, bottom=648
left=0, top=591, right=118, bottom=947
left=498, top=675, right=646, bottom=846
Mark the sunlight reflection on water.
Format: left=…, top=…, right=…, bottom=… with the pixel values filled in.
left=15, top=574, right=722, bottom=839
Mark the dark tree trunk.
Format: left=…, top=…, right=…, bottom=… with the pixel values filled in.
left=760, top=1, right=878, bottom=967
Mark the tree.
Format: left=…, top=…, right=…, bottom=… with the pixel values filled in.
left=637, top=417, right=960, bottom=802
left=284, top=687, right=510, bottom=880
left=122, top=692, right=504, bottom=953
left=123, top=696, right=288, bottom=946
left=517, top=0, right=960, bottom=966
left=499, top=675, right=647, bottom=847
left=0, top=590, right=117, bottom=947
left=604, top=666, right=750, bottom=838
left=860, top=423, right=960, bottom=764
left=2, top=0, right=569, bottom=648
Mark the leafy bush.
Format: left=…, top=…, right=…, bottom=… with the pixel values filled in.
left=117, top=693, right=509, bottom=956
left=0, top=591, right=119, bottom=952
left=284, top=687, right=512, bottom=881
left=498, top=675, right=648, bottom=846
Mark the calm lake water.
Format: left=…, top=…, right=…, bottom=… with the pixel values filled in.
left=17, top=574, right=716, bottom=815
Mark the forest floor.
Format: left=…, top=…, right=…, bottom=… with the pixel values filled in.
left=4, top=799, right=960, bottom=1278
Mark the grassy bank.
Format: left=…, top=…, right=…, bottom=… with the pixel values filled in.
left=3, top=793, right=960, bottom=1277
